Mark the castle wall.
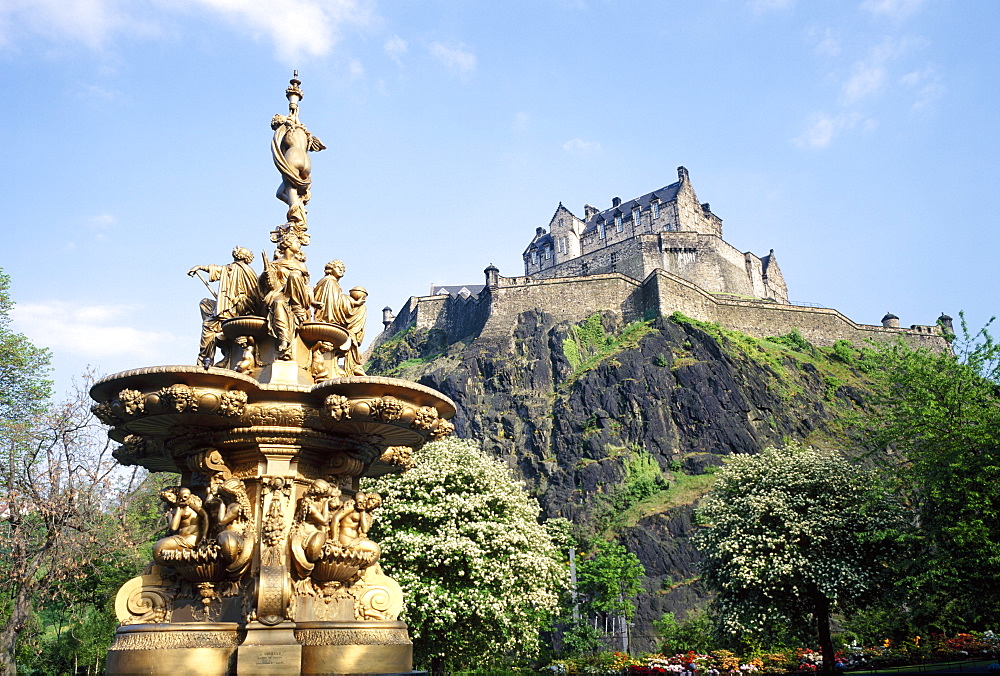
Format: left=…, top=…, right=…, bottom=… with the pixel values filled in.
left=372, top=269, right=948, bottom=354
left=481, top=273, right=645, bottom=338
left=642, top=269, right=947, bottom=349
left=531, top=231, right=782, bottom=304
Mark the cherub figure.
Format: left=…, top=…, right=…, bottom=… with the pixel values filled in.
left=290, top=479, right=340, bottom=577
left=152, top=487, right=207, bottom=564
left=330, top=491, right=382, bottom=563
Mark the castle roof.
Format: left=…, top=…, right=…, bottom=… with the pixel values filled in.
left=430, top=284, right=485, bottom=299
left=523, top=228, right=553, bottom=254
left=581, top=181, right=682, bottom=236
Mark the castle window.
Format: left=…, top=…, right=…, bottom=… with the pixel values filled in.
left=615, top=214, right=622, bottom=232
left=633, top=208, right=641, bottom=228
left=531, top=250, right=538, bottom=264
left=544, top=245, right=551, bottom=259
left=563, top=236, right=569, bottom=253
left=599, top=222, right=606, bottom=239
left=652, top=201, right=660, bottom=219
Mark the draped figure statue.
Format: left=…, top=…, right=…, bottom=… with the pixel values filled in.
left=188, top=247, right=261, bottom=367
left=271, top=113, right=325, bottom=229
left=313, top=260, right=368, bottom=375
left=262, top=234, right=316, bottom=360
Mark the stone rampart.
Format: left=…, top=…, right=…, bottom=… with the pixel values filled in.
left=372, top=268, right=948, bottom=353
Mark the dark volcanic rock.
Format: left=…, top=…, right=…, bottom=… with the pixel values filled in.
left=367, top=310, right=864, bottom=651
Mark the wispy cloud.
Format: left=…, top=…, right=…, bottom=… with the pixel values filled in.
left=12, top=302, right=177, bottom=361
left=748, top=0, right=795, bottom=13
left=901, top=65, right=944, bottom=111
left=562, top=138, right=601, bottom=154
left=0, top=0, right=375, bottom=63
left=513, top=111, right=530, bottom=133
left=861, top=0, right=926, bottom=21
left=807, top=27, right=841, bottom=58
left=183, top=0, right=374, bottom=63
left=384, top=34, right=407, bottom=65
left=840, top=62, right=887, bottom=105
left=0, top=0, right=131, bottom=49
left=428, top=41, right=477, bottom=78
left=348, top=57, right=364, bottom=79
left=794, top=113, right=870, bottom=149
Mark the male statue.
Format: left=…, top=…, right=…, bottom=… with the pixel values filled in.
left=188, top=246, right=262, bottom=368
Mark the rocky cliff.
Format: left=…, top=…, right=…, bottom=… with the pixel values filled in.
left=366, top=309, right=869, bottom=650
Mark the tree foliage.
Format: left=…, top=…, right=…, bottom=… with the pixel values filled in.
left=576, top=539, right=644, bottom=621
left=364, top=438, right=567, bottom=671
left=0, top=269, right=152, bottom=674
left=856, top=316, right=1000, bottom=632
left=693, top=444, right=904, bottom=666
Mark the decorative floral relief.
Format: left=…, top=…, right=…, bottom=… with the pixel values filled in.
left=324, top=394, right=351, bottom=421
left=218, top=390, right=248, bottom=417
left=410, top=405, right=439, bottom=430
left=159, top=384, right=196, bottom=413
left=379, top=446, right=414, bottom=470
left=91, top=402, right=120, bottom=426
left=428, top=419, right=455, bottom=441
left=370, top=396, right=404, bottom=422
left=118, top=389, right=145, bottom=415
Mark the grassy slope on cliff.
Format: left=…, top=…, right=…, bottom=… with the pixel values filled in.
left=365, top=310, right=875, bottom=648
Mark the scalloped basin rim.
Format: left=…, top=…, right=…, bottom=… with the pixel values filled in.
left=311, top=376, right=457, bottom=418
left=90, top=368, right=457, bottom=418
left=90, top=365, right=265, bottom=401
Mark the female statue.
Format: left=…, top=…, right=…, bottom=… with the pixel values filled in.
left=262, top=234, right=317, bottom=359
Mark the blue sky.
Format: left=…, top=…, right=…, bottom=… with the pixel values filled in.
left=2, top=0, right=997, bottom=394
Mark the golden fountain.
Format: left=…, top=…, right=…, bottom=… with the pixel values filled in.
left=90, top=74, right=455, bottom=675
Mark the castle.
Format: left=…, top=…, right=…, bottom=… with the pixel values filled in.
left=373, top=167, right=948, bottom=351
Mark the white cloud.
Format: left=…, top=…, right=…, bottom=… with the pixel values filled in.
left=839, top=37, right=909, bottom=105
left=513, top=111, right=530, bottom=133
left=809, top=27, right=840, bottom=58
left=748, top=0, right=795, bottom=12
left=861, top=0, right=926, bottom=21
left=348, top=57, right=364, bottom=79
left=794, top=113, right=864, bottom=149
left=428, top=42, right=477, bottom=78
left=562, top=138, right=601, bottom=154
left=0, top=0, right=129, bottom=49
left=901, top=65, right=944, bottom=111
left=182, top=0, right=373, bottom=63
left=89, top=213, right=115, bottom=228
left=0, top=0, right=374, bottom=63
left=11, top=302, right=177, bottom=360
left=384, top=34, right=407, bottom=64
left=841, top=62, right=887, bottom=105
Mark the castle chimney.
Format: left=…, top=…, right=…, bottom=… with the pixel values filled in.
left=535, top=226, right=545, bottom=236
left=612, top=196, right=621, bottom=208
left=484, top=264, right=500, bottom=289
left=584, top=204, right=599, bottom=220
left=677, top=166, right=689, bottom=183
left=382, top=306, right=395, bottom=329
left=881, top=312, right=899, bottom=328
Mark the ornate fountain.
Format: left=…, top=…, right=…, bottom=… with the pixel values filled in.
left=90, top=74, right=455, bottom=675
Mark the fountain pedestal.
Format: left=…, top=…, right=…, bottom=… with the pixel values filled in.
left=92, top=368, right=454, bottom=675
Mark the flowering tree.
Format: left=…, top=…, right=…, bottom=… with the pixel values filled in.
left=693, top=444, right=904, bottom=671
left=364, top=438, right=567, bottom=672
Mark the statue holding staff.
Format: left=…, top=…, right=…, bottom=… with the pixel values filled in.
left=188, top=246, right=261, bottom=367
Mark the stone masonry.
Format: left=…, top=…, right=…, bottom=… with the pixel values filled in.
left=371, top=168, right=948, bottom=352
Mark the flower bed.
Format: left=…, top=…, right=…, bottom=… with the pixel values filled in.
left=542, top=630, right=1000, bottom=674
